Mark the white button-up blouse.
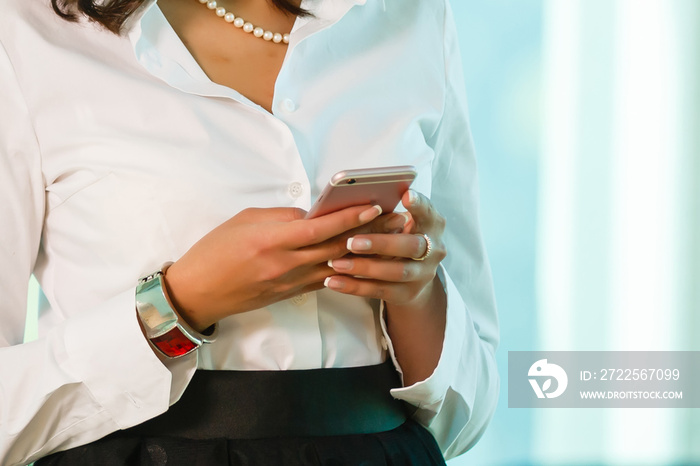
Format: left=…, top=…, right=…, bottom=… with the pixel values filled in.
left=0, top=0, right=499, bottom=463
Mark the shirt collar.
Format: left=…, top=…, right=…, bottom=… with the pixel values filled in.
left=126, top=0, right=370, bottom=44
left=293, top=0, right=368, bottom=36
left=126, top=0, right=246, bottom=101
left=125, top=0, right=371, bottom=103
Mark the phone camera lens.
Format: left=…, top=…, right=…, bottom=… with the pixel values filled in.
left=347, top=178, right=357, bottom=185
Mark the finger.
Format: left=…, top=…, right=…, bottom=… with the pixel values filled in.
left=327, top=256, right=428, bottom=283
left=299, top=211, right=409, bottom=258
left=363, top=212, right=411, bottom=234
left=285, top=204, right=383, bottom=248
left=264, top=261, right=344, bottom=300
left=323, top=275, right=415, bottom=303
left=235, top=207, right=307, bottom=223
left=401, top=212, right=415, bottom=234
left=345, top=233, right=444, bottom=262
left=291, top=263, right=340, bottom=295
left=286, top=211, right=411, bottom=267
left=401, top=190, right=445, bottom=234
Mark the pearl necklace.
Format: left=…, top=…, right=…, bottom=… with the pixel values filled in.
left=198, top=0, right=291, bottom=44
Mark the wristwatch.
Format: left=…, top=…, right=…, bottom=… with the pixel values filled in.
left=135, top=263, right=218, bottom=358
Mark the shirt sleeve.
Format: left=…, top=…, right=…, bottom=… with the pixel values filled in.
left=381, top=2, right=500, bottom=459
left=0, top=41, right=195, bottom=466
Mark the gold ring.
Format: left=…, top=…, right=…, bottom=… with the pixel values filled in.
left=413, top=233, right=433, bottom=261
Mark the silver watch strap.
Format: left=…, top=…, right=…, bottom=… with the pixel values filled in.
left=136, top=262, right=218, bottom=345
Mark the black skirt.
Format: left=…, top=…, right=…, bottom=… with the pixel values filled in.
left=36, top=362, right=446, bottom=466
left=36, top=419, right=445, bottom=465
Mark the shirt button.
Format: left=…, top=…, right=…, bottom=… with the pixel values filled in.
left=280, top=98, right=297, bottom=113
left=288, top=182, right=304, bottom=198
left=381, top=337, right=389, bottom=351
left=291, top=294, right=308, bottom=306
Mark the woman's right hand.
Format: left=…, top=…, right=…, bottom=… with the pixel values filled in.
left=162, top=204, right=403, bottom=332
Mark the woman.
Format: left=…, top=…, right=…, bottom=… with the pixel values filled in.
left=0, top=0, right=499, bottom=463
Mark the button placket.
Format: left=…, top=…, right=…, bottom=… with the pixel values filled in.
left=280, top=98, right=297, bottom=113
left=288, top=181, right=304, bottom=199
left=290, top=293, right=309, bottom=306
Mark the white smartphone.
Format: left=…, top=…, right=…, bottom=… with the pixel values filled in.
left=306, top=165, right=417, bottom=219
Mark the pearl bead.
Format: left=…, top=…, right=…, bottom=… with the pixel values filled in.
left=197, top=0, right=290, bottom=46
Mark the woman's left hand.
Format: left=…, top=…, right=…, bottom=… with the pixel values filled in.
left=325, top=190, right=448, bottom=384
left=324, top=190, right=446, bottom=310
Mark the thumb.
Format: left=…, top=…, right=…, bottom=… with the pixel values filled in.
left=401, top=189, right=428, bottom=230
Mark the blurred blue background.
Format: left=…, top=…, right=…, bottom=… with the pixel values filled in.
left=449, top=1, right=541, bottom=464
left=448, top=0, right=700, bottom=464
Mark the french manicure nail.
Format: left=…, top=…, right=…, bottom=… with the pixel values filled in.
left=408, top=190, right=418, bottom=205
left=324, top=276, right=344, bottom=290
left=359, top=205, right=382, bottom=222
left=347, top=237, right=372, bottom=251
left=329, top=258, right=353, bottom=271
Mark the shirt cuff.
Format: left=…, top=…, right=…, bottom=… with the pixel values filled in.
left=380, top=265, right=466, bottom=410
left=59, top=286, right=197, bottom=429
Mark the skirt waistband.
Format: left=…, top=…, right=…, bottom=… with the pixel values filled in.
left=117, top=360, right=411, bottom=440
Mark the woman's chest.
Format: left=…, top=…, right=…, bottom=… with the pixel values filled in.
left=25, top=5, right=445, bottom=260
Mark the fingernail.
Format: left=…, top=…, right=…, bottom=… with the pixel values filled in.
left=328, top=258, right=353, bottom=271
left=347, top=237, right=372, bottom=251
left=359, top=205, right=382, bottom=222
left=324, top=276, right=344, bottom=290
left=408, top=190, right=418, bottom=205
